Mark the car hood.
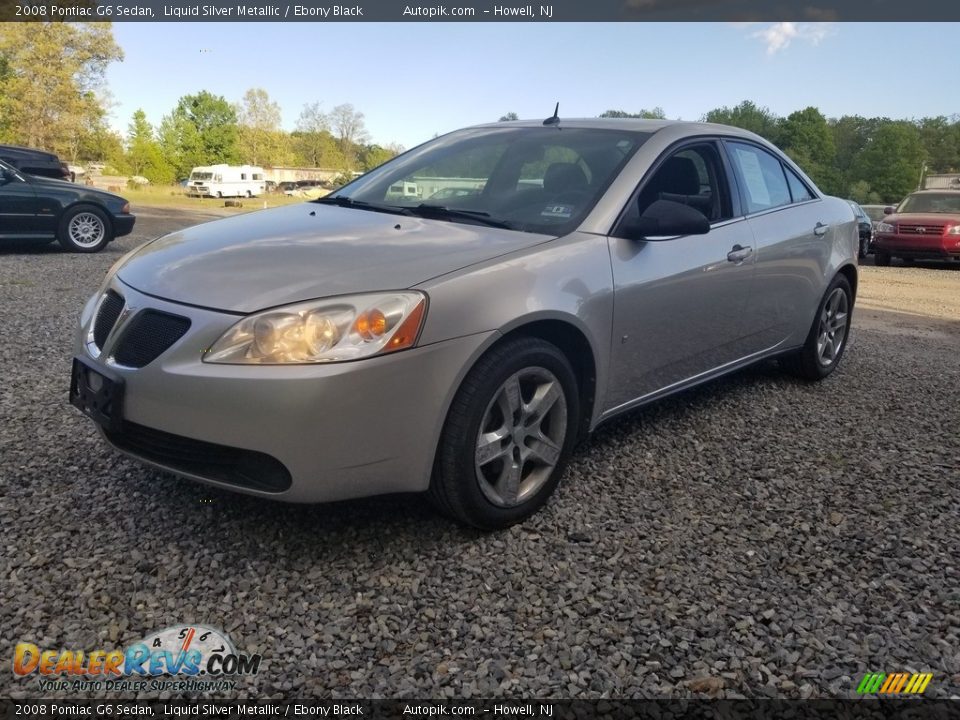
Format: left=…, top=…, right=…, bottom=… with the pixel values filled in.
left=28, top=174, right=128, bottom=204
left=117, top=203, right=550, bottom=313
left=884, top=212, right=960, bottom=226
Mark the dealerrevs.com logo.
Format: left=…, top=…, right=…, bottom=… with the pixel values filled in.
left=13, top=625, right=262, bottom=693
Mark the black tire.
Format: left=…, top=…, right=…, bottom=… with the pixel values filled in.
left=781, top=274, right=853, bottom=382
left=875, top=252, right=891, bottom=267
left=57, top=205, right=112, bottom=253
left=430, top=336, right=580, bottom=530
left=858, top=236, right=869, bottom=259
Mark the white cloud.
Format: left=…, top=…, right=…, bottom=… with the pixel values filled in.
left=750, top=22, right=835, bottom=54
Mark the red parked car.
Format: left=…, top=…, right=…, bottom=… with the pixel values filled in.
left=873, top=190, right=960, bottom=265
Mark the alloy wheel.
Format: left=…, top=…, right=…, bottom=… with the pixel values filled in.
left=474, top=367, right=567, bottom=508
left=68, top=212, right=106, bottom=248
left=816, top=287, right=849, bottom=367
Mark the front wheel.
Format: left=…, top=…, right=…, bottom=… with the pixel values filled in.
left=858, top=236, right=870, bottom=259
left=57, top=205, right=112, bottom=253
left=781, top=274, right=852, bottom=381
left=430, top=337, right=580, bottom=530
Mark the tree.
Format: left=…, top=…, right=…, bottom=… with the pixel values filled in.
left=127, top=109, right=173, bottom=184
left=294, top=103, right=346, bottom=168
left=854, top=122, right=926, bottom=203
left=161, top=91, right=240, bottom=173
left=328, top=103, right=369, bottom=164
left=498, top=112, right=519, bottom=122
left=359, top=144, right=397, bottom=171
left=918, top=116, right=960, bottom=173
left=0, top=23, right=123, bottom=158
left=703, top=101, right=779, bottom=141
left=600, top=108, right=666, bottom=119
left=236, top=88, right=289, bottom=166
left=776, top=107, right=837, bottom=193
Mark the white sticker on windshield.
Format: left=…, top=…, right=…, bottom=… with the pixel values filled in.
left=735, top=148, right=771, bottom=207
left=541, top=204, right=574, bottom=219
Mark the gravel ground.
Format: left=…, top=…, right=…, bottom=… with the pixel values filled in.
left=1, top=208, right=959, bottom=700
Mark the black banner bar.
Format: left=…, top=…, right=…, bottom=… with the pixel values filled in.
left=2, top=700, right=959, bottom=720
left=3, top=0, right=960, bottom=21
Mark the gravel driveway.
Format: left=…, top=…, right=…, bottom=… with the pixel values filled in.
left=2, top=207, right=958, bottom=700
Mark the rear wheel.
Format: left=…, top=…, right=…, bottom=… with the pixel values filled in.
left=781, top=274, right=852, bottom=381
left=875, top=252, right=891, bottom=267
left=430, top=337, right=579, bottom=530
left=57, top=205, right=112, bottom=253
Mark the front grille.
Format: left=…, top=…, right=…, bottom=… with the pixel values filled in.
left=105, top=421, right=292, bottom=493
left=93, top=290, right=124, bottom=350
left=899, top=224, right=945, bottom=235
left=113, top=310, right=190, bottom=368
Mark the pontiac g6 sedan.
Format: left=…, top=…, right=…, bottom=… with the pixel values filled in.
left=71, top=119, right=858, bottom=529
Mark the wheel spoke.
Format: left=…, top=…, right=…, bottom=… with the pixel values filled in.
left=496, top=459, right=522, bottom=505
left=832, top=311, right=847, bottom=333
left=497, top=374, right=522, bottom=419
left=476, top=428, right=509, bottom=467
left=524, top=432, right=561, bottom=467
left=525, top=380, right=561, bottom=422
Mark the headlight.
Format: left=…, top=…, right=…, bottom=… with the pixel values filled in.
left=876, top=222, right=895, bottom=233
left=947, top=224, right=960, bottom=236
left=204, top=291, right=427, bottom=364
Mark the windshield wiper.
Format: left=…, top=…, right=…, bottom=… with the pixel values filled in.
left=314, top=195, right=413, bottom=216
left=405, top=204, right=514, bottom=229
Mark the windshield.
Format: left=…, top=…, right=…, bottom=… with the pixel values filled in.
left=191, top=172, right=214, bottom=181
left=898, top=193, right=960, bottom=214
left=330, top=126, right=649, bottom=234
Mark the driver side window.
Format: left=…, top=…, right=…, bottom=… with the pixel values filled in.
left=635, top=144, right=732, bottom=223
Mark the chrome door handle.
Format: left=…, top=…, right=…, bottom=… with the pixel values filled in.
left=727, top=244, right=753, bottom=263
left=814, top=222, right=829, bottom=236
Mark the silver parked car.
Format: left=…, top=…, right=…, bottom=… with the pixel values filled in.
left=70, top=118, right=858, bottom=529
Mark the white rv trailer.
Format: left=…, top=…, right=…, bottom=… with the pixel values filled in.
left=186, top=164, right=265, bottom=198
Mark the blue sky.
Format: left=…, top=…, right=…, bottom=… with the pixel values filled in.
left=107, top=22, right=959, bottom=150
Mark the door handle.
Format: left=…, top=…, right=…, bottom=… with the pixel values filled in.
left=727, top=244, right=753, bottom=263
left=814, top=221, right=829, bottom=236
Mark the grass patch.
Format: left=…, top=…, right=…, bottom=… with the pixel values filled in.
left=122, top=185, right=315, bottom=213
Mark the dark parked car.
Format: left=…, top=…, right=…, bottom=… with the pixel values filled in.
left=847, top=200, right=873, bottom=258
left=0, top=159, right=135, bottom=252
left=874, top=190, right=960, bottom=265
left=0, top=144, right=71, bottom=181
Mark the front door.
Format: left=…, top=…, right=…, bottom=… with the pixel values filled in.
left=604, top=142, right=757, bottom=411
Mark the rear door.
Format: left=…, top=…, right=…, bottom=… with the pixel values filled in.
left=604, top=140, right=758, bottom=410
left=722, top=140, right=830, bottom=351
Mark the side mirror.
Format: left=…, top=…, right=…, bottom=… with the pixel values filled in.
left=883, top=206, right=895, bottom=215
left=623, top=199, right=710, bottom=240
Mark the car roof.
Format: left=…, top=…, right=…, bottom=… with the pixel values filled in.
left=0, top=144, right=60, bottom=161
left=469, top=117, right=767, bottom=141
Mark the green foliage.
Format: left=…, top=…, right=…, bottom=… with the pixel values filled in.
left=704, top=101, right=779, bottom=140
left=359, top=144, right=397, bottom=171
left=777, top=107, right=838, bottom=193
left=161, top=91, right=240, bottom=173
left=498, top=112, right=519, bottom=122
left=0, top=23, right=123, bottom=159
left=127, top=109, right=175, bottom=184
left=600, top=108, right=666, bottom=119
left=854, top=122, right=926, bottom=203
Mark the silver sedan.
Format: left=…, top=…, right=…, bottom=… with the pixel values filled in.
left=70, top=118, right=858, bottom=529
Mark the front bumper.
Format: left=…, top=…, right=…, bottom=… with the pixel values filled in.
left=112, top=213, right=136, bottom=238
left=874, top=232, right=960, bottom=258
left=73, top=279, right=493, bottom=502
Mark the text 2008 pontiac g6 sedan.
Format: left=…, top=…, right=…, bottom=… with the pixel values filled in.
left=71, top=118, right=858, bottom=529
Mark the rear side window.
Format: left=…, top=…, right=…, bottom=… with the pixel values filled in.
left=785, top=166, right=814, bottom=202
left=727, top=141, right=792, bottom=214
